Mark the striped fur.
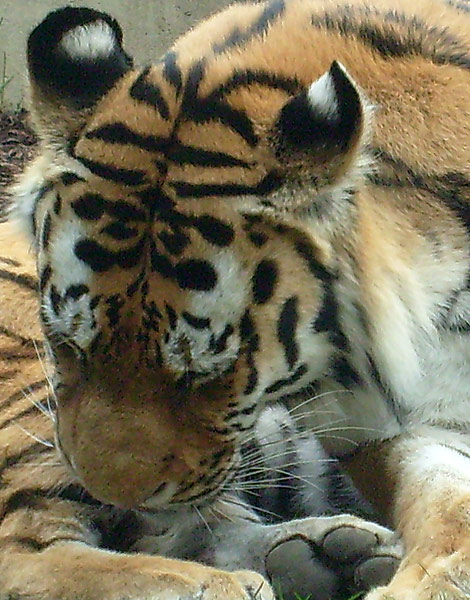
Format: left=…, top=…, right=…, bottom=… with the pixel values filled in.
left=5, top=0, right=470, bottom=597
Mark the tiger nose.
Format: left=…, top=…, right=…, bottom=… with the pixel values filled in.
left=72, top=450, right=176, bottom=508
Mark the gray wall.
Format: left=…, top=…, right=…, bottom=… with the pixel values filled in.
left=0, top=0, right=235, bottom=108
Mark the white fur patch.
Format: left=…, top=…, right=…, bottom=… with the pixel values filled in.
left=39, top=213, right=94, bottom=348
left=60, top=21, right=116, bottom=60
left=163, top=249, right=248, bottom=379
left=307, top=70, right=339, bottom=120
left=406, top=440, right=470, bottom=490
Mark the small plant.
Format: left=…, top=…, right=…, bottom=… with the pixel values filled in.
left=274, top=582, right=364, bottom=600
left=0, top=18, right=13, bottom=109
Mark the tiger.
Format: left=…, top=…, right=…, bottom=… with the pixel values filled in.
left=0, top=224, right=399, bottom=600
left=0, top=225, right=400, bottom=600
left=4, top=0, right=470, bottom=597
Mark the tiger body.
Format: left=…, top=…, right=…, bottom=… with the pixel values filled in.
left=3, top=0, right=470, bottom=598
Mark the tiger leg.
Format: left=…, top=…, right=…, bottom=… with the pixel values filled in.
left=0, top=498, right=273, bottom=600
left=179, top=506, right=401, bottom=600
left=349, top=429, right=470, bottom=600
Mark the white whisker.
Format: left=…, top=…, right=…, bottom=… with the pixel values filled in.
left=219, top=496, right=282, bottom=521
left=14, top=423, right=54, bottom=448
left=193, top=505, right=214, bottom=535
left=287, top=388, right=354, bottom=414
left=32, top=338, right=57, bottom=420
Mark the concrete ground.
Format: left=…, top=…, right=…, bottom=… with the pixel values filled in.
left=0, top=0, right=236, bottom=109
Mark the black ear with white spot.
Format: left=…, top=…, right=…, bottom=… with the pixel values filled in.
left=275, top=61, right=367, bottom=168
left=28, top=7, right=133, bottom=109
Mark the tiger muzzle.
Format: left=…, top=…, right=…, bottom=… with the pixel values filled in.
left=55, top=363, right=234, bottom=509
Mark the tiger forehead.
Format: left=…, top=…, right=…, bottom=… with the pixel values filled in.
left=33, top=167, right=327, bottom=363
left=48, top=176, right=327, bottom=296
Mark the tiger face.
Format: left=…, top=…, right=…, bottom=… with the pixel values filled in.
left=19, top=0, right=470, bottom=514
left=12, top=2, right=374, bottom=509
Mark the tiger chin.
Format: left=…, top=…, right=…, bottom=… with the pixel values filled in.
left=4, top=0, right=470, bottom=598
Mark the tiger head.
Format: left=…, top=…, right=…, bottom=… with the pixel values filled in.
left=13, top=4, right=371, bottom=509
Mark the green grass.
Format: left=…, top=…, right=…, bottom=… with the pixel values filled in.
left=273, top=583, right=364, bottom=600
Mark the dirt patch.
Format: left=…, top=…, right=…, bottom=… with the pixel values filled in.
left=0, top=110, right=36, bottom=215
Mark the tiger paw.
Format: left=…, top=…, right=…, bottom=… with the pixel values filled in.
left=262, top=515, right=402, bottom=600
left=364, top=549, right=470, bottom=600
left=201, top=569, right=275, bottom=600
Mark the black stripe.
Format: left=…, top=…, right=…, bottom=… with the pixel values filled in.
left=264, top=362, right=308, bottom=395
left=158, top=229, right=190, bottom=256
left=0, top=536, right=61, bottom=551
left=182, top=311, right=211, bottom=329
left=57, top=483, right=103, bottom=507
left=0, top=269, right=37, bottom=291
left=208, top=69, right=301, bottom=101
left=310, top=7, right=470, bottom=69
left=137, top=186, right=175, bottom=214
left=331, top=355, right=363, bottom=387
left=72, top=193, right=106, bottom=220
left=130, top=66, right=171, bottom=119
left=105, top=294, right=125, bottom=327
left=294, top=238, right=333, bottom=283
left=0, top=379, right=48, bottom=412
left=101, top=222, right=138, bottom=241
left=366, top=352, right=402, bottom=423
left=127, top=268, right=147, bottom=298
left=248, top=231, right=269, bottom=247
left=60, top=172, right=85, bottom=186
left=30, top=183, right=54, bottom=238
left=85, top=123, right=168, bottom=153
left=0, top=347, right=39, bottom=360
left=50, top=285, right=61, bottom=315
left=150, top=239, right=174, bottom=279
left=0, top=256, right=20, bottom=267
left=39, top=265, right=52, bottom=292
left=240, top=310, right=259, bottom=395
left=181, top=60, right=206, bottom=116
left=277, top=297, right=299, bottom=370
left=0, top=402, right=51, bottom=432
left=0, top=326, right=43, bottom=346
left=72, top=193, right=147, bottom=222
left=252, top=259, right=278, bottom=304
left=155, top=209, right=236, bottom=247
left=370, top=148, right=470, bottom=235
left=0, top=442, right=53, bottom=479
left=74, top=237, right=146, bottom=272
left=165, top=303, right=178, bottom=330
left=213, top=0, right=286, bottom=54
left=313, top=278, right=349, bottom=351
left=170, top=171, right=282, bottom=198
left=162, top=51, right=183, bottom=96
left=167, top=142, right=252, bottom=168
left=1, top=489, right=51, bottom=520
left=41, top=212, right=52, bottom=248
left=175, top=259, right=218, bottom=291
left=190, top=100, right=259, bottom=147
left=75, top=156, right=147, bottom=187
left=179, top=60, right=258, bottom=147
left=192, top=215, right=235, bottom=247
left=210, top=324, right=235, bottom=354
left=224, top=403, right=258, bottom=422
left=53, top=194, right=62, bottom=216
left=64, top=284, right=89, bottom=301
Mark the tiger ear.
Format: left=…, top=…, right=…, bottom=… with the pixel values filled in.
left=273, top=61, right=371, bottom=203
left=27, top=7, right=133, bottom=142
